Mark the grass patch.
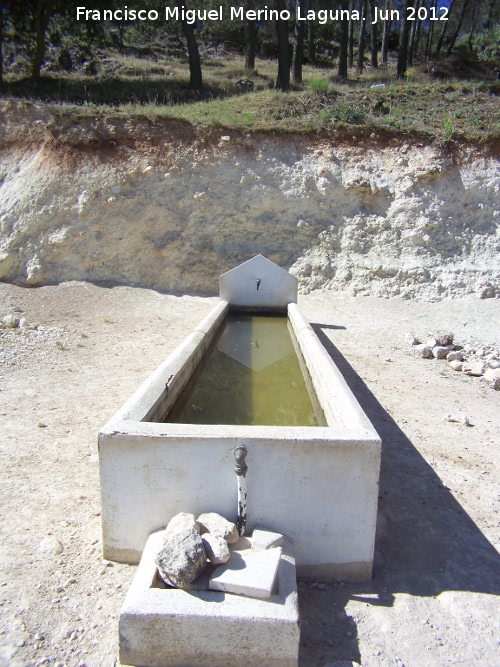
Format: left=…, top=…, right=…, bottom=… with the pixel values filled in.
left=2, top=50, right=499, bottom=143
left=308, top=77, right=331, bottom=93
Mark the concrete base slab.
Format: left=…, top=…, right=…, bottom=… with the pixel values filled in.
left=209, top=545, right=282, bottom=598
left=119, top=531, right=300, bottom=667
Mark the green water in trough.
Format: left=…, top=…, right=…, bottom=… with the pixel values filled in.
left=165, top=314, right=322, bottom=426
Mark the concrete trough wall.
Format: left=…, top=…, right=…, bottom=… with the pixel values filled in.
left=99, top=300, right=381, bottom=581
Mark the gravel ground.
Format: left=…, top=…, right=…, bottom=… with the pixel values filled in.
left=0, top=281, right=498, bottom=667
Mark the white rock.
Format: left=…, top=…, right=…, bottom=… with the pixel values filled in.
left=487, top=359, right=500, bottom=369
left=197, top=512, right=239, bottom=544
left=463, top=361, right=486, bottom=376
left=3, top=314, right=19, bottom=328
left=484, top=368, right=500, bottom=390
left=435, top=332, right=454, bottom=346
left=39, top=537, right=63, bottom=555
left=18, top=318, right=29, bottom=328
left=201, top=533, right=230, bottom=565
left=433, top=346, right=451, bottom=360
left=252, top=529, right=284, bottom=552
left=426, top=337, right=439, bottom=348
left=164, top=512, right=200, bottom=540
left=447, top=350, right=463, bottom=362
left=413, top=344, right=431, bottom=358
left=443, top=414, right=469, bottom=425
left=449, top=360, right=463, bottom=371
left=405, top=333, right=419, bottom=346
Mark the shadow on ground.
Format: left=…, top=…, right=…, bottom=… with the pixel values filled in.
left=297, top=325, right=500, bottom=666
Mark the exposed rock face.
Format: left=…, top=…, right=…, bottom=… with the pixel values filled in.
left=0, top=110, right=498, bottom=301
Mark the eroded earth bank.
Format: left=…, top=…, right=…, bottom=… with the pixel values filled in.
left=0, top=100, right=499, bottom=301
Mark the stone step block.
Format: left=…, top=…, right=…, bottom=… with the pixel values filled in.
left=209, top=545, right=282, bottom=599
left=119, top=530, right=300, bottom=667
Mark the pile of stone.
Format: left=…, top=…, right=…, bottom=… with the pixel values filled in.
left=408, top=332, right=500, bottom=390
left=155, top=512, right=284, bottom=599
left=0, top=311, right=34, bottom=329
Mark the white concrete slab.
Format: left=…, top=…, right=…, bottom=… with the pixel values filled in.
left=209, top=545, right=282, bottom=599
left=119, top=531, right=300, bottom=667
left=252, top=528, right=284, bottom=551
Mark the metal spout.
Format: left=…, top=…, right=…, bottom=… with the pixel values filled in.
left=234, top=445, right=247, bottom=476
left=234, top=446, right=248, bottom=535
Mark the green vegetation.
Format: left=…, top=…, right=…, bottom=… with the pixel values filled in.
left=5, top=56, right=496, bottom=143
left=0, top=1, right=498, bottom=144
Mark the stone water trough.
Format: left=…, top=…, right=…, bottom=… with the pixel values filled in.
left=98, top=255, right=381, bottom=665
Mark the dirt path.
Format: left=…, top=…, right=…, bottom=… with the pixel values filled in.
left=0, top=282, right=498, bottom=667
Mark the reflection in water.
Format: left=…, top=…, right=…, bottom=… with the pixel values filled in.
left=166, top=314, right=320, bottom=426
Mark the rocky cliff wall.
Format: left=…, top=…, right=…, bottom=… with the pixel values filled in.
left=0, top=121, right=498, bottom=300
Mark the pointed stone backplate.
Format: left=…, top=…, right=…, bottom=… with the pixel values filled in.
left=219, top=255, right=298, bottom=311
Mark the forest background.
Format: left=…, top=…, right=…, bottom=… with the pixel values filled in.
left=0, top=0, right=499, bottom=142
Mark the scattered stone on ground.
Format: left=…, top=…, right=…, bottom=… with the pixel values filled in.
left=442, top=414, right=471, bottom=426
left=407, top=330, right=500, bottom=388
left=412, top=344, right=431, bottom=358
left=38, top=537, right=64, bottom=555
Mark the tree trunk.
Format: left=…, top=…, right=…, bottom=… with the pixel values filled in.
left=338, top=0, right=349, bottom=79
left=348, top=0, right=355, bottom=68
left=486, top=0, right=498, bottom=29
left=357, top=0, right=367, bottom=74
left=31, top=0, right=53, bottom=79
left=447, top=0, right=471, bottom=55
left=436, top=0, right=456, bottom=53
left=408, top=0, right=421, bottom=65
left=245, top=0, right=257, bottom=69
left=0, top=1, right=4, bottom=88
left=178, top=0, right=202, bottom=89
left=307, top=0, right=315, bottom=64
left=397, top=0, right=413, bottom=78
left=275, top=0, right=290, bottom=91
left=381, top=0, right=390, bottom=64
left=468, top=0, right=476, bottom=51
left=292, top=1, right=304, bottom=83
left=369, top=0, right=378, bottom=68
left=413, top=7, right=423, bottom=58
left=425, top=0, right=435, bottom=58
